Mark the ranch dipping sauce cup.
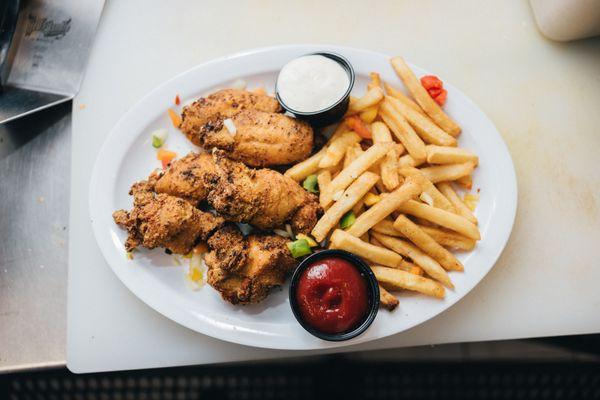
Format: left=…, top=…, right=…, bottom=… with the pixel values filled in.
left=276, top=52, right=355, bottom=127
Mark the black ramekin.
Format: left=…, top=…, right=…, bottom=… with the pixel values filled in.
left=275, top=52, right=355, bottom=127
left=288, top=249, right=379, bottom=341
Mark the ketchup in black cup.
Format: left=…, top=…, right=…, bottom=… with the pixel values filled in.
left=289, top=249, right=379, bottom=341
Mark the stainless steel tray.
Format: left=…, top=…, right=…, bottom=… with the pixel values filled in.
left=0, top=0, right=104, bottom=124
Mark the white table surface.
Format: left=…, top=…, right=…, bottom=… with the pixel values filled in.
left=67, top=0, right=600, bottom=373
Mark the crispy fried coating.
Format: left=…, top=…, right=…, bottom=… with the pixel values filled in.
left=207, top=151, right=322, bottom=233
left=290, top=199, right=322, bottom=235
left=205, top=225, right=296, bottom=304
left=180, top=89, right=282, bottom=146
left=150, top=151, right=322, bottom=233
left=151, top=152, right=215, bottom=203
left=204, top=224, right=247, bottom=273
left=203, top=109, right=313, bottom=167
left=112, top=180, right=224, bottom=254
left=112, top=144, right=321, bottom=304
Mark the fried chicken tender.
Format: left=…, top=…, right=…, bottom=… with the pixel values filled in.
left=202, top=109, right=313, bottom=167
left=205, top=224, right=296, bottom=304
left=151, top=151, right=322, bottom=233
left=207, top=151, right=322, bottom=233
left=180, top=89, right=313, bottom=167
left=180, top=88, right=282, bottom=146
left=112, top=180, right=224, bottom=254
left=150, top=152, right=215, bottom=204
left=112, top=152, right=308, bottom=304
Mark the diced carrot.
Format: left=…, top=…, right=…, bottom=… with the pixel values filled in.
left=175, top=94, right=181, bottom=106
left=359, top=105, right=379, bottom=123
left=420, top=75, right=443, bottom=90
left=157, top=148, right=177, bottom=169
left=168, top=108, right=182, bottom=128
left=345, top=115, right=372, bottom=139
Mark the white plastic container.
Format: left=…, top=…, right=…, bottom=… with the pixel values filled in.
left=530, top=0, right=600, bottom=41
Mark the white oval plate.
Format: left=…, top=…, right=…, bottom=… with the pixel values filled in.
left=90, top=45, right=517, bottom=350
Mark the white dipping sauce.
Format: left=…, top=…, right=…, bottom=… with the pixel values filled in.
left=277, top=55, right=350, bottom=112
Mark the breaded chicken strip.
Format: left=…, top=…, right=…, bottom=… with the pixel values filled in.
left=205, top=224, right=296, bottom=304
left=202, top=109, right=313, bottom=167
left=151, top=151, right=322, bottom=233
left=150, top=152, right=215, bottom=204
left=180, top=89, right=282, bottom=146
left=112, top=180, right=224, bottom=254
left=208, top=151, right=322, bottom=233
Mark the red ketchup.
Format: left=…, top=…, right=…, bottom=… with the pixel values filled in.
left=295, top=257, right=369, bottom=334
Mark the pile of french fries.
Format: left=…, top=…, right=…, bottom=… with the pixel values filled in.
left=285, top=57, right=480, bottom=311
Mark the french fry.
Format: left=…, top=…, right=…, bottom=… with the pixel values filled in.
left=324, top=159, right=343, bottom=179
left=372, top=266, right=445, bottom=298
left=319, top=131, right=361, bottom=168
left=462, top=193, right=479, bottom=211
left=352, top=193, right=366, bottom=215
left=437, top=182, right=478, bottom=224
left=368, top=72, right=382, bottom=91
left=329, top=229, right=403, bottom=268
left=398, top=200, right=481, bottom=240
left=321, top=143, right=389, bottom=208
left=393, top=215, right=464, bottom=272
left=369, top=235, right=382, bottom=246
left=359, top=105, right=379, bottom=123
left=327, top=121, right=348, bottom=143
left=379, top=285, right=399, bottom=310
left=312, top=172, right=380, bottom=242
left=342, top=146, right=355, bottom=169
left=346, top=96, right=358, bottom=116
left=384, top=82, right=425, bottom=116
left=363, top=192, right=381, bottom=207
left=379, top=100, right=427, bottom=163
left=381, top=148, right=400, bottom=191
left=372, top=232, right=454, bottom=287
left=361, top=231, right=370, bottom=243
left=387, top=96, right=457, bottom=147
left=342, top=143, right=363, bottom=169
left=456, top=174, right=473, bottom=189
left=369, top=160, right=386, bottom=193
left=372, top=219, right=402, bottom=236
left=371, top=122, right=399, bottom=190
left=413, top=216, right=437, bottom=227
left=346, top=175, right=425, bottom=237
left=284, top=146, right=328, bottom=181
left=398, top=154, right=422, bottom=168
left=426, top=145, right=479, bottom=165
left=419, top=189, right=454, bottom=213
left=317, top=170, right=332, bottom=209
left=395, top=142, right=406, bottom=156
left=371, top=121, right=393, bottom=142
left=390, top=57, right=461, bottom=136
left=370, top=236, right=423, bottom=275
left=348, top=87, right=384, bottom=114
left=401, top=260, right=424, bottom=276
left=419, top=162, right=475, bottom=183
left=399, top=167, right=455, bottom=213
left=421, top=225, right=476, bottom=251
left=372, top=220, right=476, bottom=251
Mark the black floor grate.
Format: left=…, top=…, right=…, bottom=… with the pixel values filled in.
left=1, top=360, right=600, bottom=400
